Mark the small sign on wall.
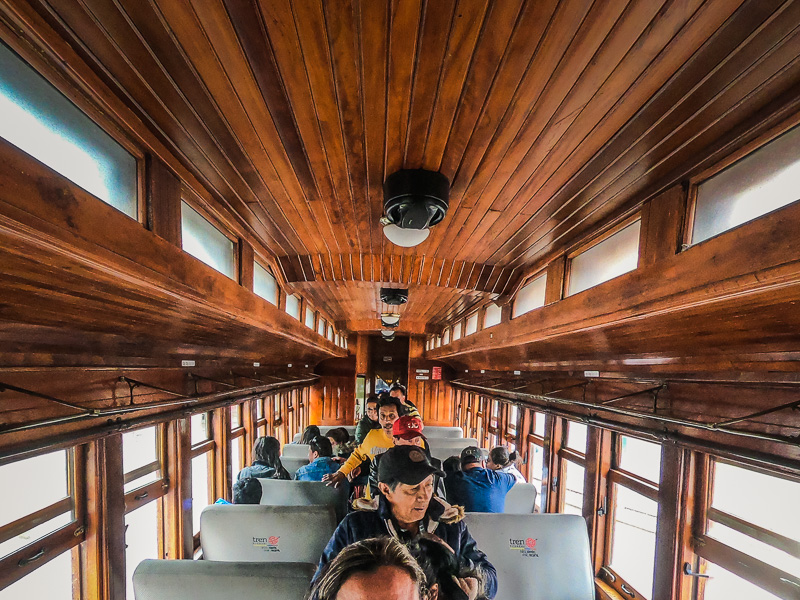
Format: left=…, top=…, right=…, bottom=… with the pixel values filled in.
left=415, top=368, right=430, bottom=373
left=432, top=366, right=442, bottom=380
left=415, top=375, right=430, bottom=380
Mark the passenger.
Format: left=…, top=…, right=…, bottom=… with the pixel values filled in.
left=444, top=447, right=515, bottom=513
left=300, top=424, right=322, bottom=445
left=322, top=396, right=402, bottom=488
left=232, top=476, right=262, bottom=504
left=486, top=446, right=526, bottom=484
left=354, top=395, right=382, bottom=444
left=308, top=537, right=427, bottom=600
left=442, top=456, right=461, bottom=474
left=389, top=383, right=421, bottom=418
left=407, top=534, right=486, bottom=600
left=367, top=415, right=443, bottom=499
left=295, top=436, right=340, bottom=482
left=237, top=436, right=290, bottom=481
left=316, top=445, right=498, bottom=598
left=327, top=427, right=354, bottom=459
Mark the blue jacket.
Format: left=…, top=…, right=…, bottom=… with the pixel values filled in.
left=294, top=457, right=340, bottom=481
left=236, top=461, right=290, bottom=481
left=315, top=495, right=498, bottom=598
left=444, top=467, right=516, bottom=513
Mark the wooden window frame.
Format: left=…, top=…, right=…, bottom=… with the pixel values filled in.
left=512, top=271, right=548, bottom=319
left=179, top=196, right=240, bottom=280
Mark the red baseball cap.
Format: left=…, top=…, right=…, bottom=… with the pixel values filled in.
left=392, top=415, right=424, bottom=440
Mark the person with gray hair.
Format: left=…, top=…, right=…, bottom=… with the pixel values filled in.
left=307, top=537, right=427, bottom=600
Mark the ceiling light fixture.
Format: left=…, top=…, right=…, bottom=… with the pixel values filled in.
left=380, top=288, right=408, bottom=305
left=381, top=329, right=396, bottom=342
left=382, top=169, right=449, bottom=248
left=381, top=312, right=400, bottom=328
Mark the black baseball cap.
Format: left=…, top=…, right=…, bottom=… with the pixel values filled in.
left=460, top=446, right=486, bottom=466
left=378, top=445, right=444, bottom=486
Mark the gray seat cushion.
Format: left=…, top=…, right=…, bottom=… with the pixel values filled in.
left=504, top=482, right=538, bottom=514
left=258, top=478, right=349, bottom=522
left=427, top=437, right=480, bottom=461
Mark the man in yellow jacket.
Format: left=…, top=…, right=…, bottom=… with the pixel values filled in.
left=323, top=396, right=403, bottom=488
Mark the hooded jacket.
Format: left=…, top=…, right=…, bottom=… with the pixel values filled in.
left=314, top=494, right=498, bottom=598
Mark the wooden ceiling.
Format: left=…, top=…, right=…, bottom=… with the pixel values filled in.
left=23, top=0, right=800, bottom=332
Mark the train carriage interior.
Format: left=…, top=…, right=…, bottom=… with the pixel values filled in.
left=1, top=0, right=799, bottom=599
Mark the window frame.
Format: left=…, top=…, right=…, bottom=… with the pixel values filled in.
left=512, top=272, right=548, bottom=319
left=253, top=259, right=280, bottom=306
left=180, top=198, right=239, bottom=280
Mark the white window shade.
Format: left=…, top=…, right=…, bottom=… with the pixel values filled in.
left=305, top=307, right=315, bottom=329
left=181, top=202, right=236, bottom=279
left=453, top=322, right=462, bottom=341
left=253, top=263, right=278, bottom=305
left=568, top=220, right=641, bottom=296
left=317, top=319, right=326, bottom=337
left=513, top=274, right=547, bottom=318
left=484, top=303, right=502, bottom=327
left=285, top=294, right=301, bottom=320
left=693, top=125, right=800, bottom=244
left=465, top=313, right=479, bottom=335
left=0, top=42, right=137, bottom=217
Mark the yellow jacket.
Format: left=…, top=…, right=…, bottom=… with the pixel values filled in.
left=337, top=428, right=393, bottom=476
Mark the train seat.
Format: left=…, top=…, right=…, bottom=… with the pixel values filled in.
left=200, top=504, right=336, bottom=563
left=292, top=425, right=356, bottom=443
left=427, top=437, right=480, bottom=461
left=463, top=513, right=594, bottom=600
left=280, top=456, right=309, bottom=477
left=503, top=482, right=538, bottom=514
left=281, top=443, right=311, bottom=459
left=257, top=478, right=349, bottom=522
left=422, top=425, right=464, bottom=438
left=132, top=559, right=314, bottom=600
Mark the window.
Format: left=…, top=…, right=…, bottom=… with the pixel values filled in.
left=122, top=426, right=166, bottom=600
left=526, top=411, right=546, bottom=511
left=317, top=318, right=326, bottom=337
left=513, top=274, right=547, bottom=318
left=436, top=335, right=442, bottom=348
left=567, top=220, right=641, bottom=296
left=694, top=460, right=800, bottom=599
left=327, top=327, right=335, bottom=342
left=190, top=412, right=215, bottom=539
left=484, top=303, right=502, bottom=328
left=558, top=420, right=588, bottom=516
left=253, top=262, right=279, bottom=305
left=692, top=125, right=800, bottom=245
left=229, top=404, right=245, bottom=485
left=305, top=307, right=315, bottom=329
left=0, top=448, right=83, bottom=594
left=465, top=312, right=479, bottom=336
left=453, top=322, right=462, bottom=341
left=0, top=42, right=137, bottom=218
left=285, top=294, right=301, bottom=320
left=603, top=435, right=661, bottom=599
left=181, top=201, right=236, bottom=279
left=443, top=328, right=451, bottom=345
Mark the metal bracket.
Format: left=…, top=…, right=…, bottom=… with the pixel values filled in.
left=683, top=563, right=709, bottom=578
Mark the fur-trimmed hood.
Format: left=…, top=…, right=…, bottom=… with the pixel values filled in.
left=352, top=492, right=464, bottom=525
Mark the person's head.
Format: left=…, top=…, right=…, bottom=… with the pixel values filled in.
left=365, top=395, right=380, bottom=423
left=378, top=446, right=444, bottom=526
left=301, top=425, right=322, bottom=445
left=392, top=415, right=425, bottom=447
left=232, top=477, right=262, bottom=504
left=442, top=456, right=461, bottom=473
left=309, top=435, right=334, bottom=461
left=407, top=534, right=486, bottom=600
left=378, top=396, right=404, bottom=435
left=389, top=384, right=407, bottom=402
left=327, top=427, right=350, bottom=446
left=252, top=436, right=282, bottom=467
left=460, top=446, right=485, bottom=471
left=308, top=537, right=427, bottom=600
left=487, top=446, right=511, bottom=470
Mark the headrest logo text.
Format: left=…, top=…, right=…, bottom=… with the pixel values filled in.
left=252, top=536, right=281, bottom=552
left=509, top=537, right=538, bottom=558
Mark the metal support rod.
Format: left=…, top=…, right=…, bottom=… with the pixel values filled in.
left=546, top=381, right=589, bottom=395
left=188, top=373, right=237, bottom=389
left=600, top=385, right=665, bottom=405
left=230, top=372, right=267, bottom=384
left=713, top=399, right=800, bottom=428
left=118, top=377, right=186, bottom=397
left=0, top=381, right=91, bottom=413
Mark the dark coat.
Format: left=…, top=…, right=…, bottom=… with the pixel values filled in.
left=314, top=494, right=498, bottom=598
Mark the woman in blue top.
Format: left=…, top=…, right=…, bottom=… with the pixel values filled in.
left=295, top=436, right=340, bottom=481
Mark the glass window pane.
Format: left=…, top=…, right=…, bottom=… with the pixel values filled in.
left=191, top=452, right=212, bottom=535
left=327, top=327, right=334, bottom=342
left=443, top=329, right=451, bottom=345
left=253, top=262, right=278, bottom=305
left=609, top=484, right=658, bottom=598
left=125, top=501, right=159, bottom=600
left=466, top=313, right=479, bottom=335
left=317, top=318, right=326, bottom=336
left=618, top=436, right=661, bottom=483
left=230, top=405, right=241, bottom=429
left=122, top=427, right=158, bottom=475
left=566, top=421, right=587, bottom=454
left=0, top=43, right=137, bottom=218
left=0, top=450, right=69, bottom=526
left=285, top=295, right=301, bottom=320
left=191, top=413, right=210, bottom=446
left=563, top=460, right=584, bottom=516
left=533, top=413, right=546, bottom=437
left=528, top=443, right=544, bottom=495
left=701, top=561, right=783, bottom=600
left=484, top=303, right=502, bottom=328
left=453, top=322, right=462, bottom=341
left=180, top=201, right=235, bottom=279
left=567, top=220, right=641, bottom=296
left=692, top=125, right=800, bottom=245
left=256, top=398, right=264, bottom=420
left=0, top=513, right=72, bottom=559
left=231, top=437, right=243, bottom=483
left=513, top=274, right=547, bottom=318
left=707, top=520, right=800, bottom=576
left=305, top=307, right=315, bottom=329
left=0, top=547, right=74, bottom=600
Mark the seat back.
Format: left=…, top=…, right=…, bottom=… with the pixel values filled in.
left=280, top=457, right=308, bottom=478
left=463, top=513, right=594, bottom=600
left=427, top=437, right=480, bottom=461
left=504, top=483, right=538, bottom=514
left=133, top=559, right=314, bottom=600
left=258, top=478, right=348, bottom=522
left=282, top=443, right=311, bottom=459
left=423, top=426, right=464, bottom=438
left=292, top=425, right=355, bottom=443
left=200, top=505, right=336, bottom=563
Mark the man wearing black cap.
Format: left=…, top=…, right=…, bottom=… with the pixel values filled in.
left=314, top=445, right=498, bottom=598
left=444, top=446, right=516, bottom=513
